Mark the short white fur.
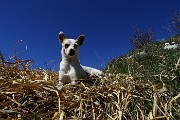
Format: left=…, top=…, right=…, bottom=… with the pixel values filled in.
left=58, top=31, right=102, bottom=88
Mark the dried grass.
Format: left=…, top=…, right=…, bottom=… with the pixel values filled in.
left=0, top=51, right=180, bottom=120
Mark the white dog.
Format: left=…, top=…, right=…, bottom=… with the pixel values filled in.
left=58, top=31, right=102, bottom=87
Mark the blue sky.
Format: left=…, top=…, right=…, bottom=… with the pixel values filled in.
left=0, top=0, right=179, bottom=70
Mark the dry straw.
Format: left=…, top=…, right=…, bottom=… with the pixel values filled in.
left=0, top=51, right=180, bottom=119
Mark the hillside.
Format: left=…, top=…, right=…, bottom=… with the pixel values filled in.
left=104, top=36, right=180, bottom=119
left=105, top=36, right=180, bottom=95
left=0, top=36, right=180, bottom=119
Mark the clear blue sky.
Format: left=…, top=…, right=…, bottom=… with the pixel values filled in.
left=0, top=0, right=179, bottom=70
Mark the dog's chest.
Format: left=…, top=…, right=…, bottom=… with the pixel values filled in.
left=60, top=62, right=88, bottom=80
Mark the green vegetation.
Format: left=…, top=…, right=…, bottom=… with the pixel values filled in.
left=104, top=36, right=180, bottom=119
left=105, top=36, right=180, bottom=96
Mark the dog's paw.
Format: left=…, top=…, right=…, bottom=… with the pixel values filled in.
left=56, top=82, right=63, bottom=90
left=71, top=81, right=77, bottom=85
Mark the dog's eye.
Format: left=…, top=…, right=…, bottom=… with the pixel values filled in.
left=64, top=44, right=69, bottom=48
left=74, top=44, right=78, bottom=49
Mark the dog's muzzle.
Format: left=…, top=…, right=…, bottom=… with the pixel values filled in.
left=68, top=49, right=75, bottom=56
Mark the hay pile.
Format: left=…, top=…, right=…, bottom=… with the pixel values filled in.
left=0, top=52, right=180, bottom=120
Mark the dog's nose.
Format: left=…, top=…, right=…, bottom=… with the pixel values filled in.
left=69, top=49, right=75, bottom=56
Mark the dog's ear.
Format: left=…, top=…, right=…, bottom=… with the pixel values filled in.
left=77, top=35, right=85, bottom=46
left=59, top=31, right=66, bottom=43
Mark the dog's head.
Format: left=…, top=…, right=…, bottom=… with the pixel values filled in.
left=58, top=31, right=85, bottom=57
